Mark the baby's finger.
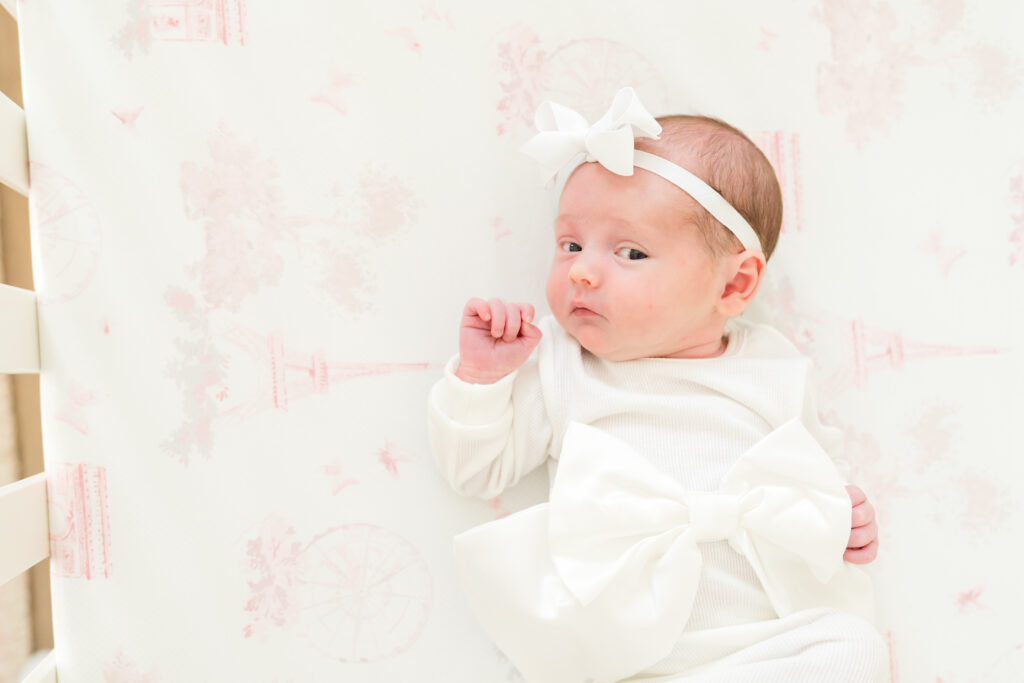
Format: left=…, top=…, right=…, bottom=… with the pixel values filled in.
left=520, top=320, right=543, bottom=340
left=521, top=303, right=536, bottom=324
left=463, top=297, right=491, bottom=325
left=843, top=539, right=878, bottom=564
left=847, top=521, right=877, bottom=549
left=504, top=305, right=522, bottom=342
left=851, top=500, right=875, bottom=528
left=487, top=298, right=506, bottom=338
left=845, top=484, right=866, bottom=506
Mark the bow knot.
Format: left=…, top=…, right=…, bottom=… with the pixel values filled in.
left=688, top=492, right=742, bottom=543
left=452, top=419, right=876, bottom=683
left=520, top=87, right=662, bottom=187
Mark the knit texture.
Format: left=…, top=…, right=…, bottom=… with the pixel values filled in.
left=427, top=314, right=885, bottom=680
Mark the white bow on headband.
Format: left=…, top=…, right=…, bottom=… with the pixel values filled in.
left=520, top=87, right=764, bottom=255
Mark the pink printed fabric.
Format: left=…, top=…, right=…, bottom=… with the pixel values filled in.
left=11, top=0, right=1023, bottom=681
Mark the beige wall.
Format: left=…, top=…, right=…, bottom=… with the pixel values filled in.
left=0, top=6, right=53, bottom=680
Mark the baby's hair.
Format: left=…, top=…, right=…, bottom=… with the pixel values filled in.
left=635, top=115, right=783, bottom=262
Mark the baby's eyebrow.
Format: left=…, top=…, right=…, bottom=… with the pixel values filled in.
left=557, top=215, right=661, bottom=245
left=556, top=214, right=639, bottom=229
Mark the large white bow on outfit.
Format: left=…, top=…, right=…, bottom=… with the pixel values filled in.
left=452, top=418, right=875, bottom=683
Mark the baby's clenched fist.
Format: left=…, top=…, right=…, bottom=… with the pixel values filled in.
left=456, top=298, right=542, bottom=384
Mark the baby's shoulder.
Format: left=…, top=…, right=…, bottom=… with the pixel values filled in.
left=729, top=316, right=809, bottom=363
left=530, top=314, right=581, bottom=419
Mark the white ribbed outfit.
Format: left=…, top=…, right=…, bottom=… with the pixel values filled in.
left=427, top=314, right=887, bottom=682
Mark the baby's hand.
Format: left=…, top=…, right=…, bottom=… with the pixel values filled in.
left=844, top=484, right=878, bottom=564
left=456, top=298, right=542, bottom=384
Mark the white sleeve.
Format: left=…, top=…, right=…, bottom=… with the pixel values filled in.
left=426, top=344, right=554, bottom=501
left=800, top=366, right=853, bottom=483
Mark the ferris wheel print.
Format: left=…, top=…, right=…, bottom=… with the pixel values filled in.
left=28, top=162, right=103, bottom=305
left=291, top=523, right=432, bottom=663
left=536, top=38, right=667, bottom=123
left=497, top=34, right=668, bottom=137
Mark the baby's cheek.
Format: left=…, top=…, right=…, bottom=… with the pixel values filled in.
left=635, top=281, right=662, bottom=311
left=544, top=267, right=562, bottom=306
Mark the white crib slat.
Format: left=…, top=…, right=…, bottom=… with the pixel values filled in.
left=0, top=283, right=40, bottom=373
left=0, top=89, right=29, bottom=196
left=0, top=472, right=49, bottom=587
left=0, top=0, right=16, bottom=21
left=18, top=651, right=57, bottom=683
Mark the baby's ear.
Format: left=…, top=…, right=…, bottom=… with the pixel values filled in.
left=716, top=250, right=765, bottom=317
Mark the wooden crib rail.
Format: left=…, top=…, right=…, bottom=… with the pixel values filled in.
left=0, top=472, right=48, bottom=587
left=1, top=5, right=54, bottom=679
left=18, top=651, right=57, bottom=683
left=1, top=87, right=29, bottom=196
left=0, top=283, right=39, bottom=373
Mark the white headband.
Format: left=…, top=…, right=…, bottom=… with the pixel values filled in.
left=520, top=87, right=763, bottom=255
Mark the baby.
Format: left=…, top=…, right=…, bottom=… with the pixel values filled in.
left=427, top=89, right=886, bottom=682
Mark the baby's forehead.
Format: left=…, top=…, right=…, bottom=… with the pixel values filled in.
left=554, top=202, right=698, bottom=244
left=563, top=156, right=696, bottom=200
left=558, top=166, right=702, bottom=223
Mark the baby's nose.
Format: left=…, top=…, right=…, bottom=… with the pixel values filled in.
left=568, top=256, right=599, bottom=287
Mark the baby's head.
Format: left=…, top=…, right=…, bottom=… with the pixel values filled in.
left=545, top=115, right=782, bottom=362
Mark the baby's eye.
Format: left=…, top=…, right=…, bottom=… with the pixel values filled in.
left=560, top=241, right=582, bottom=252
left=616, top=247, right=648, bottom=260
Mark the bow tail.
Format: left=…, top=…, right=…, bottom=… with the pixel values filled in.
left=453, top=503, right=701, bottom=683
left=734, top=532, right=877, bottom=626
left=520, top=132, right=587, bottom=186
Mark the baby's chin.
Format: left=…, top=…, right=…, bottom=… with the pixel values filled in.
left=562, top=322, right=639, bottom=362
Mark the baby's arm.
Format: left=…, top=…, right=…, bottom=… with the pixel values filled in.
left=800, top=368, right=879, bottom=564
left=427, top=298, right=553, bottom=500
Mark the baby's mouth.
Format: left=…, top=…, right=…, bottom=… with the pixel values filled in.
left=571, top=306, right=598, bottom=317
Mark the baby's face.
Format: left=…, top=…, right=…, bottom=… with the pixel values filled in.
left=546, top=162, right=731, bottom=361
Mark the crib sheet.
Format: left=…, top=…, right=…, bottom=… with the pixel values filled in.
left=13, top=0, right=1024, bottom=681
